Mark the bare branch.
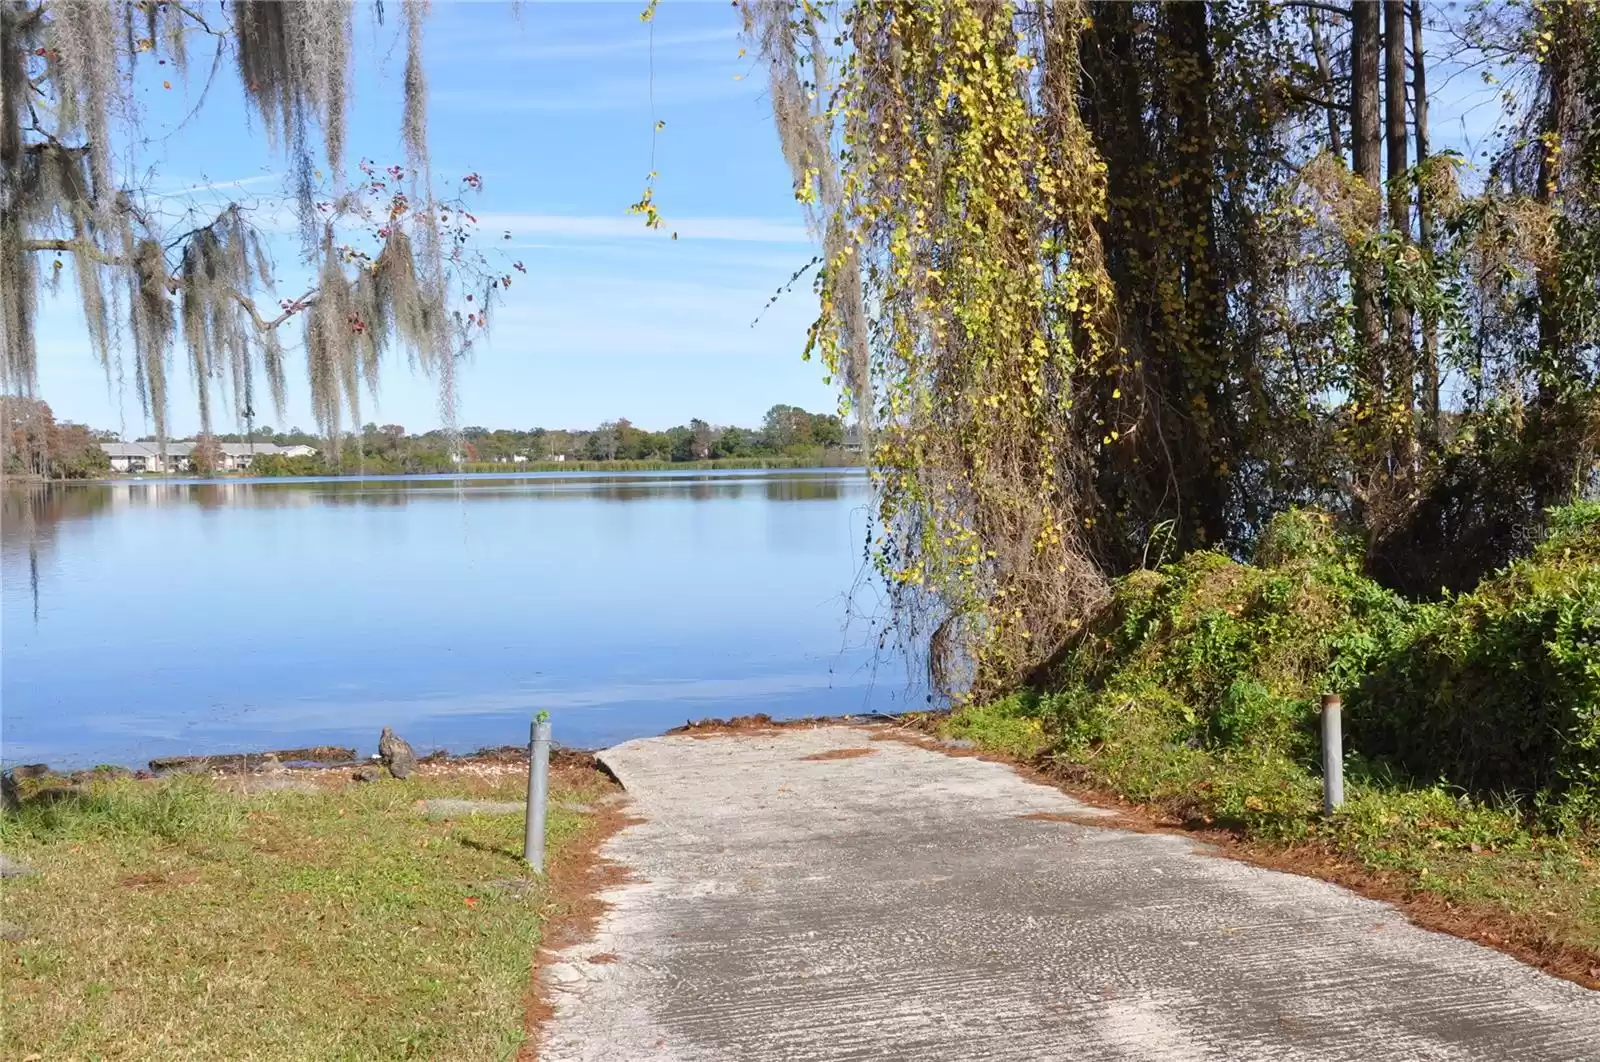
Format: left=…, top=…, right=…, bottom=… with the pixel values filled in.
left=228, top=287, right=318, bottom=332
left=1284, top=1, right=1353, bottom=17
left=168, top=2, right=228, bottom=37
left=24, top=239, right=312, bottom=335
left=21, top=237, right=128, bottom=267
left=1288, top=87, right=1345, bottom=112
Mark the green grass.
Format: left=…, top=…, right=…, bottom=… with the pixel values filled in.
left=0, top=767, right=616, bottom=1061
left=942, top=695, right=1050, bottom=760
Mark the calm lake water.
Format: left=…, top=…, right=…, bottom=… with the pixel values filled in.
left=1, top=471, right=918, bottom=769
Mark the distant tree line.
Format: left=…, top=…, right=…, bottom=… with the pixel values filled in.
left=141, top=404, right=854, bottom=475
left=2, top=397, right=111, bottom=479
left=447, top=405, right=847, bottom=464
left=2, top=402, right=852, bottom=479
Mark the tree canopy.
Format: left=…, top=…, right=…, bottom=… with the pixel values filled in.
left=2, top=394, right=107, bottom=478
left=747, top=0, right=1600, bottom=695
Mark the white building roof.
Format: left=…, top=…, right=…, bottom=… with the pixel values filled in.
left=100, top=441, right=318, bottom=459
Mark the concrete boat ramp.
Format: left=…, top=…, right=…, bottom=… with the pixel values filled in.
left=537, top=725, right=1598, bottom=1061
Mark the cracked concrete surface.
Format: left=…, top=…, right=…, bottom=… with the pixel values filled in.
left=537, top=726, right=1599, bottom=1061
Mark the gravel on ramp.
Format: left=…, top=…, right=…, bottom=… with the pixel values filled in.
left=536, top=725, right=1599, bottom=1062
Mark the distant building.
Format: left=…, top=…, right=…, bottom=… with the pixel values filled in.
left=101, top=441, right=318, bottom=474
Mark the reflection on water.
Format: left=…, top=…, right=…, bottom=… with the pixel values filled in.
left=1, top=470, right=913, bottom=767
left=6, top=470, right=849, bottom=520
left=1, top=484, right=115, bottom=624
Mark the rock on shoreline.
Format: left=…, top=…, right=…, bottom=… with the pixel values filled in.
left=378, top=728, right=418, bottom=780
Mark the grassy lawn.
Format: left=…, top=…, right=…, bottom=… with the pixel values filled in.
left=0, top=760, right=619, bottom=1061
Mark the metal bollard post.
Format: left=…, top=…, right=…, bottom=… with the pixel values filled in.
left=524, top=715, right=552, bottom=872
left=1320, top=693, right=1344, bottom=814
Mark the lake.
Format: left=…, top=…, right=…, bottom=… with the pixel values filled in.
left=1, top=471, right=919, bottom=769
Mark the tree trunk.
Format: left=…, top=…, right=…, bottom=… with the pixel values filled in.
left=1530, top=10, right=1573, bottom=508
left=1080, top=2, right=1157, bottom=569
left=1410, top=0, right=1439, bottom=447
left=1167, top=0, right=1229, bottom=549
left=1535, top=34, right=1567, bottom=371
left=1384, top=0, right=1414, bottom=475
left=1350, top=0, right=1385, bottom=473
left=1309, top=9, right=1344, bottom=159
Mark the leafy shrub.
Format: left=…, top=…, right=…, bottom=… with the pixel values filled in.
left=1541, top=499, right=1600, bottom=561
left=1213, top=679, right=1306, bottom=754
left=1251, top=507, right=1353, bottom=568
left=249, top=453, right=326, bottom=477
left=942, top=694, right=1050, bottom=759
left=1365, top=409, right=1597, bottom=598
left=1053, top=510, right=1412, bottom=762
left=1352, top=502, right=1600, bottom=804
left=976, top=505, right=1598, bottom=835
left=1328, top=783, right=1531, bottom=871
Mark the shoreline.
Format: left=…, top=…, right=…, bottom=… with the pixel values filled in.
left=0, top=712, right=901, bottom=781
left=9, top=460, right=868, bottom=486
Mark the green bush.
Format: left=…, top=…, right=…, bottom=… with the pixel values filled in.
left=1351, top=502, right=1600, bottom=803
left=967, top=504, right=1599, bottom=834
left=249, top=453, right=328, bottom=476
left=1051, top=510, right=1412, bottom=763
left=943, top=693, right=1051, bottom=759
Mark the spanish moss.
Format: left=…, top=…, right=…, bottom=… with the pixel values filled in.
left=2, top=0, right=477, bottom=458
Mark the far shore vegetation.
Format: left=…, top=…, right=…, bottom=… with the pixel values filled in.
left=3, top=397, right=861, bottom=479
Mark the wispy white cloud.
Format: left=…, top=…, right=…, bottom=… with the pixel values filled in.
left=432, top=26, right=740, bottom=63
left=484, top=211, right=811, bottom=245
left=502, top=238, right=819, bottom=280
left=431, top=70, right=748, bottom=114
left=152, top=172, right=282, bottom=196
left=474, top=270, right=818, bottom=365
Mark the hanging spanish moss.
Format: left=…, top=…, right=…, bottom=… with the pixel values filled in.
left=749, top=0, right=1116, bottom=697
left=2, top=0, right=480, bottom=458
left=177, top=206, right=268, bottom=439
left=742, top=3, right=869, bottom=427
left=233, top=0, right=354, bottom=251
left=400, top=0, right=457, bottom=436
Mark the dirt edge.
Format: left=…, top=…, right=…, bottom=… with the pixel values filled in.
left=665, top=712, right=897, bottom=740
left=518, top=785, right=643, bottom=1061
left=799, top=747, right=876, bottom=762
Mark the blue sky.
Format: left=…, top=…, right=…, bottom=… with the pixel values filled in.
left=36, top=1, right=831, bottom=437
